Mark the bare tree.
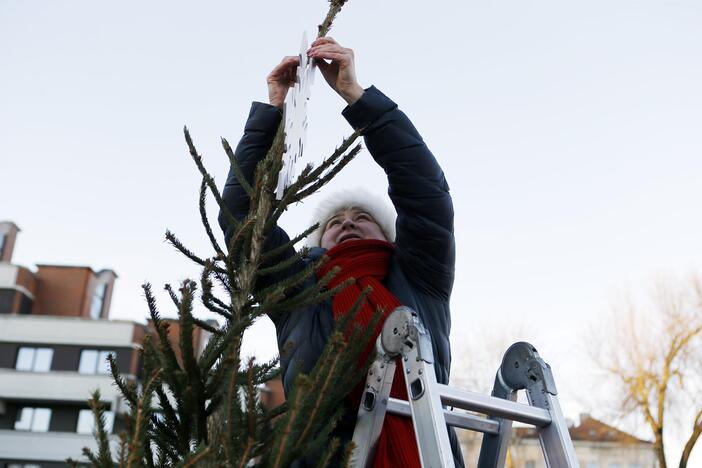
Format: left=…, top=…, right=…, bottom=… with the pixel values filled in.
left=594, top=275, right=702, bottom=468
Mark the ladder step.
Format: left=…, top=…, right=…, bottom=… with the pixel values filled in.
left=387, top=398, right=500, bottom=435
left=437, top=384, right=552, bottom=427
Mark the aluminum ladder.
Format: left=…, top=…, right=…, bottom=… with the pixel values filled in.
left=350, top=306, right=579, bottom=468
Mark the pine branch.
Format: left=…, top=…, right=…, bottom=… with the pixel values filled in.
left=198, top=321, right=252, bottom=373
left=79, top=449, right=101, bottom=467
left=262, top=276, right=351, bottom=317
left=260, top=264, right=349, bottom=316
left=108, top=353, right=138, bottom=408
left=164, top=283, right=181, bottom=309
left=239, top=359, right=258, bottom=467
left=213, top=268, right=233, bottom=294
left=184, top=126, right=238, bottom=230
left=221, top=137, right=254, bottom=197
left=200, top=262, right=233, bottom=319
left=193, top=317, right=222, bottom=335
left=175, top=280, right=207, bottom=444
left=296, top=288, right=371, bottom=446
left=223, top=337, right=244, bottom=463
left=227, top=215, right=256, bottom=261
left=303, top=129, right=362, bottom=182
left=126, top=369, right=161, bottom=468
left=142, top=284, right=182, bottom=393
left=317, top=0, right=350, bottom=37
left=315, top=438, right=340, bottom=468
left=266, top=131, right=362, bottom=231
left=261, top=223, right=319, bottom=263
left=117, top=432, right=128, bottom=467
left=267, top=163, right=315, bottom=229
left=154, top=385, right=181, bottom=447
left=269, top=374, right=307, bottom=468
left=198, top=177, right=225, bottom=257
left=255, top=256, right=330, bottom=311
left=257, top=248, right=308, bottom=277
left=165, top=230, right=227, bottom=274
left=292, top=144, right=362, bottom=203
left=81, top=390, right=114, bottom=467
left=177, top=446, right=211, bottom=468
left=237, top=438, right=255, bottom=468
left=338, top=441, right=356, bottom=467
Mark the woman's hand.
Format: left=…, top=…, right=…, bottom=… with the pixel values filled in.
left=267, top=56, right=300, bottom=108
left=308, top=37, right=364, bottom=105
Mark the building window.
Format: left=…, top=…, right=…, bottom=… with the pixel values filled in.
left=15, top=347, right=54, bottom=372
left=90, top=282, right=107, bottom=319
left=78, top=349, right=114, bottom=374
left=586, top=463, right=599, bottom=468
left=0, top=233, right=6, bottom=257
left=14, top=407, right=51, bottom=432
left=0, top=289, right=15, bottom=314
left=17, top=291, right=33, bottom=315
left=76, top=408, right=115, bottom=434
left=526, top=462, right=536, bottom=468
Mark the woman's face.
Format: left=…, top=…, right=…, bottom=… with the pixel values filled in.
left=320, top=207, right=387, bottom=249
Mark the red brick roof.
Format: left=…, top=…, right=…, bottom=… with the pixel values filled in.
left=514, top=414, right=651, bottom=444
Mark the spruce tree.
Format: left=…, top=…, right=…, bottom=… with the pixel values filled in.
left=73, top=1, right=382, bottom=466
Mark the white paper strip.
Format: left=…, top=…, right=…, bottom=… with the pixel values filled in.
left=276, top=31, right=316, bottom=199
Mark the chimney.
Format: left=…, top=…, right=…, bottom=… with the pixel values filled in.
left=579, top=413, right=591, bottom=425
left=0, top=221, right=20, bottom=263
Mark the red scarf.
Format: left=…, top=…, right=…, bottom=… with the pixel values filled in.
left=317, top=239, right=421, bottom=468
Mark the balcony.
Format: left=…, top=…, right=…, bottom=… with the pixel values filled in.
left=0, top=369, right=119, bottom=403
left=0, top=429, right=118, bottom=463
left=0, top=263, right=36, bottom=300
left=0, top=314, right=141, bottom=347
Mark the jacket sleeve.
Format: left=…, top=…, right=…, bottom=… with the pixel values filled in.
left=218, top=101, right=302, bottom=294
left=342, top=87, right=455, bottom=300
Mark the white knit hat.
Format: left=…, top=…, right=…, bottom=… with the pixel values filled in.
left=306, top=187, right=397, bottom=247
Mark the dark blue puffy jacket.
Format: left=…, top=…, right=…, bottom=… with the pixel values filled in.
left=220, top=87, right=464, bottom=467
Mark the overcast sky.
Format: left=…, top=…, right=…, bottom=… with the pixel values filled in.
left=2, top=0, right=701, bottom=463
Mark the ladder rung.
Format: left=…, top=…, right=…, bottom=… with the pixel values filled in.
left=387, top=398, right=500, bottom=435
left=437, top=384, right=552, bottom=427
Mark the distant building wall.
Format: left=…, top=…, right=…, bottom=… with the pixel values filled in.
left=458, top=414, right=658, bottom=468
left=33, top=265, right=94, bottom=317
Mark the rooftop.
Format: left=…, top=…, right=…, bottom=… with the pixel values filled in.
left=514, top=414, right=652, bottom=445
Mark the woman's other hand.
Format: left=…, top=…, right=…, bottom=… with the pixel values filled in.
left=308, top=37, right=364, bottom=105
left=267, top=56, right=300, bottom=108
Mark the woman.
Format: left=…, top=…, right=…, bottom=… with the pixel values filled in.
left=220, top=37, right=464, bottom=467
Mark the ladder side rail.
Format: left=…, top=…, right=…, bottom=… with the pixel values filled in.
left=401, top=334, right=456, bottom=468
left=526, top=379, right=579, bottom=467
left=477, top=371, right=518, bottom=468
left=350, top=341, right=397, bottom=468
left=382, top=306, right=455, bottom=468
left=499, top=342, right=580, bottom=468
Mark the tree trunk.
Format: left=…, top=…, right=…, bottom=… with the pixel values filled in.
left=655, top=435, right=667, bottom=468
left=678, top=426, right=702, bottom=468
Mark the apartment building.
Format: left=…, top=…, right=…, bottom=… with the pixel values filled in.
left=0, top=221, right=211, bottom=467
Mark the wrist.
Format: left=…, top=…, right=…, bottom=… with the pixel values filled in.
left=340, top=84, right=364, bottom=105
